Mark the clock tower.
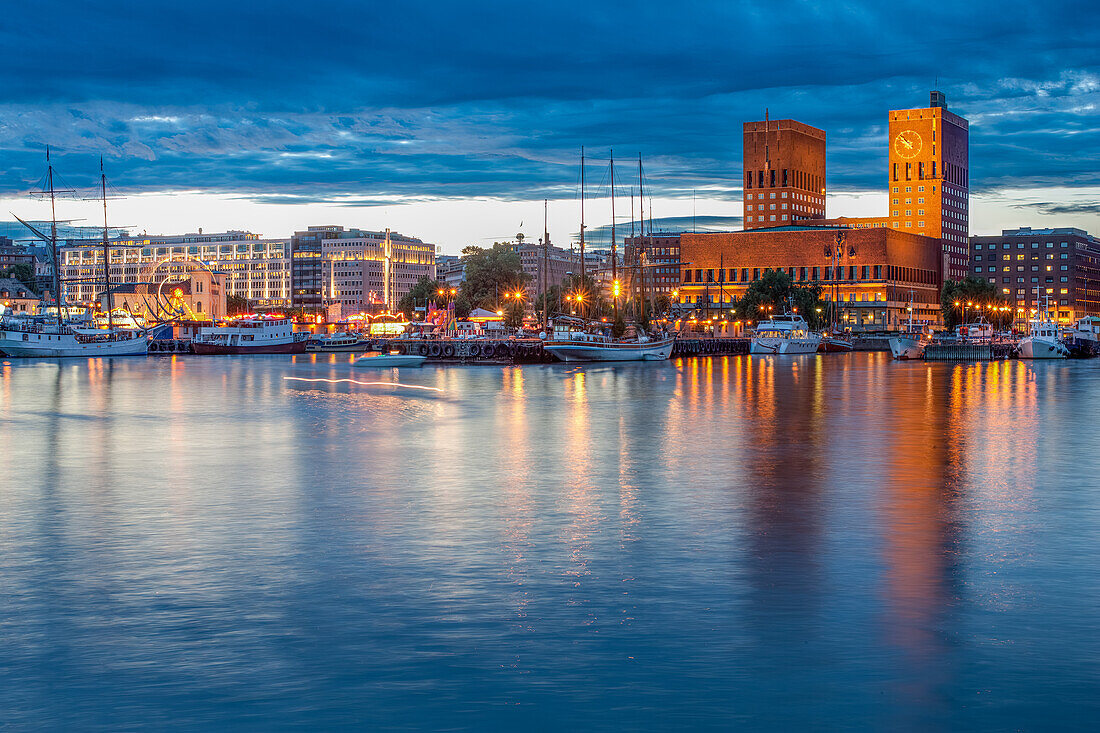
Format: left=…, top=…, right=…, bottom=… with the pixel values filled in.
left=888, top=91, right=969, bottom=280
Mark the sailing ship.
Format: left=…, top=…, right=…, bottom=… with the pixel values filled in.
left=543, top=319, right=675, bottom=362
left=0, top=151, right=148, bottom=357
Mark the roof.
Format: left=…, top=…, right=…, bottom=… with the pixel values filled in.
left=0, top=277, right=36, bottom=299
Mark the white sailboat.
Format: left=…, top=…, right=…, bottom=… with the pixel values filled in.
left=0, top=153, right=148, bottom=358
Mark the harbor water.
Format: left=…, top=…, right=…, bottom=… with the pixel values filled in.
left=1, top=353, right=1098, bottom=730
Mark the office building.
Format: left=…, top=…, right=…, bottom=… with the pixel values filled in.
left=59, top=231, right=291, bottom=309
left=970, top=227, right=1100, bottom=322
left=319, top=227, right=436, bottom=315
left=623, top=232, right=683, bottom=296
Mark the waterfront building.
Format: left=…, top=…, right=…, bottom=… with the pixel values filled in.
left=623, top=232, right=683, bottom=297
left=60, top=231, right=291, bottom=309
left=104, top=271, right=227, bottom=322
left=318, top=227, right=436, bottom=316
left=502, top=239, right=588, bottom=297
left=289, top=227, right=328, bottom=312
left=970, top=227, right=1100, bottom=323
left=0, top=237, right=36, bottom=269
left=743, top=119, right=827, bottom=229
left=678, top=225, right=944, bottom=330
left=0, top=277, right=39, bottom=315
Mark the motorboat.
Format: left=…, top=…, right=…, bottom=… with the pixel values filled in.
left=542, top=321, right=675, bottom=362
left=192, top=317, right=309, bottom=354
left=354, top=352, right=427, bottom=367
left=306, top=332, right=370, bottom=352
left=888, top=331, right=929, bottom=360
left=1017, top=301, right=1068, bottom=359
left=0, top=319, right=149, bottom=357
left=750, top=314, right=822, bottom=354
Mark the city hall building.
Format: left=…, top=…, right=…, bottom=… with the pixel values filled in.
left=678, top=225, right=944, bottom=330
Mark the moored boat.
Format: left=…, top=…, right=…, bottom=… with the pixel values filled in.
left=818, top=335, right=853, bottom=353
left=750, top=314, right=822, bottom=354
left=306, top=332, right=370, bottom=352
left=0, top=320, right=149, bottom=357
left=1017, top=301, right=1068, bottom=359
left=543, top=320, right=675, bottom=362
left=192, top=317, right=309, bottom=354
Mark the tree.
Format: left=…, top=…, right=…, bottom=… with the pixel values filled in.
left=940, top=277, right=1011, bottom=329
left=398, top=276, right=450, bottom=317
left=459, top=243, right=532, bottom=310
left=735, top=269, right=826, bottom=329
left=0, top=263, right=36, bottom=292
left=503, top=298, right=525, bottom=329
left=226, top=294, right=251, bottom=314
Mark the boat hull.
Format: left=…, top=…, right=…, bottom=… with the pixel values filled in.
left=818, top=337, right=853, bottom=353
left=1017, top=336, right=1068, bottom=359
left=0, top=331, right=148, bottom=357
left=544, top=338, right=675, bottom=362
left=191, top=340, right=308, bottom=355
left=751, top=335, right=822, bottom=354
left=354, top=354, right=427, bottom=367
left=306, top=342, right=370, bottom=353
left=889, top=336, right=925, bottom=360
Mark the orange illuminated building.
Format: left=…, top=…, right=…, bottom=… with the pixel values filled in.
left=743, top=118, right=826, bottom=229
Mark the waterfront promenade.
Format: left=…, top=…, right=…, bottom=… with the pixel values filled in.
left=2, top=353, right=1098, bottom=729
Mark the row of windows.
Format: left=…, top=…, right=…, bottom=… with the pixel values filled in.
left=682, top=264, right=934, bottom=285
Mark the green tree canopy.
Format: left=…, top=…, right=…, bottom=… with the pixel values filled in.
left=940, top=277, right=1011, bottom=328
left=398, top=276, right=451, bottom=317
left=459, top=243, right=532, bottom=310
left=735, top=269, right=827, bottom=329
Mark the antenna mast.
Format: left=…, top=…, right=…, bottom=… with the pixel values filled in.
left=579, top=146, right=586, bottom=284
left=101, top=158, right=114, bottom=329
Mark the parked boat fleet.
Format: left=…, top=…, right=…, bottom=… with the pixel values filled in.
left=2, top=308, right=1098, bottom=362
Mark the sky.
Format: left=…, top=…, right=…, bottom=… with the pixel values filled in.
left=1, top=0, right=1098, bottom=253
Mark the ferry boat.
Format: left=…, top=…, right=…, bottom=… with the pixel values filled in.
left=0, top=319, right=149, bottom=357
left=543, top=321, right=675, bottom=362
left=750, top=314, right=822, bottom=354
left=305, top=332, right=370, bottom=353
left=192, top=317, right=309, bottom=354
left=1017, top=301, right=1068, bottom=359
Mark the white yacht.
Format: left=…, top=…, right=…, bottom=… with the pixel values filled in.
left=1018, top=303, right=1068, bottom=359
left=543, top=321, right=675, bottom=362
left=750, top=314, right=822, bottom=354
left=0, top=319, right=149, bottom=357
left=889, top=294, right=931, bottom=360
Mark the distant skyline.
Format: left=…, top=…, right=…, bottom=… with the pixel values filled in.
left=1, top=1, right=1098, bottom=253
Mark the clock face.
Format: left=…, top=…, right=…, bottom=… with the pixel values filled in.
left=894, top=129, right=922, bottom=159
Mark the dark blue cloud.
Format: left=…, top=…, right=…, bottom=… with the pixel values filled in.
left=0, top=1, right=1098, bottom=206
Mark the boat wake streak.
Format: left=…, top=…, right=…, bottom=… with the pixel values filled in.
left=283, top=377, right=443, bottom=392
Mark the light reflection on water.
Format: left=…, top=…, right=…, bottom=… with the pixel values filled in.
left=1, top=353, right=1099, bottom=730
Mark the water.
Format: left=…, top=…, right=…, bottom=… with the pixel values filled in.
left=2, top=353, right=1098, bottom=730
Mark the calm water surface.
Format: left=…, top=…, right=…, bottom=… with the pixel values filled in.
left=1, top=353, right=1098, bottom=730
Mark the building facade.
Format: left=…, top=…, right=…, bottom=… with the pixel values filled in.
left=679, top=226, right=944, bottom=330
left=743, top=119, right=827, bottom=229
left=320, top=227, right=436, bottom=314
left=888, top=91, right=969, bottom=279
left=59, top=231, right=291, bottom=309
left=970, top=227, right=1100, bottom=323
left=623, top=232, right=683, bottom=297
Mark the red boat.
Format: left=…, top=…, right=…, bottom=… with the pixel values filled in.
left=191, top=317, right=309, bottom=355
left=818, top=335, right=854, bottom=353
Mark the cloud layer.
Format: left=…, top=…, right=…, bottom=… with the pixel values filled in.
left=1, top=1, right=1098, bottom=213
